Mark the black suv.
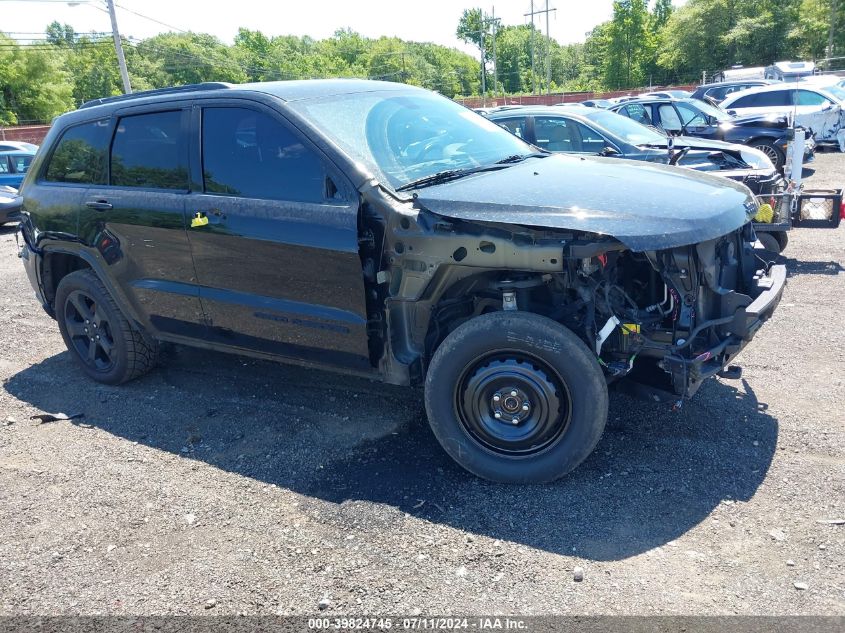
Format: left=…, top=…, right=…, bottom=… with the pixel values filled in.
left=690, top=80, right=777, bottom=105
left=18, top=80, right=786, bottom=483
left=609, top=97, right=805, bottom=169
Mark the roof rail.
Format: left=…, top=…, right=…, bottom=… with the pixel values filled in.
left=79, top=82, right=234, bottom=110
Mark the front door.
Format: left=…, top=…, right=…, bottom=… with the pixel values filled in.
left=186, top=103, right=371, bottom=370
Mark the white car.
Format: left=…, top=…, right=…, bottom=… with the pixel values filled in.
left=0, top=141, right=38, bottom=153
left=720, top=82, right=845, bottom=145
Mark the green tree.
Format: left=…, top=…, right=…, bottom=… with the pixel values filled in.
left=0, top=34, right=74, bottom=124
left=604, top=0, right=650, bottom=88
left=45, top=21, right=76, bottom=47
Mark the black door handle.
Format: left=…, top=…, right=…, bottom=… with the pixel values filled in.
left=85, top=200, right=113, bottom=211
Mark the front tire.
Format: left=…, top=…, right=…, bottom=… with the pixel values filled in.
left=424, top=311, right=608, bottom=483
left=55, top=269, right=158, bottom=385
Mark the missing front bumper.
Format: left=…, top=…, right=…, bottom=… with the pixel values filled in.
left=662, top=263, right=786, bottom=398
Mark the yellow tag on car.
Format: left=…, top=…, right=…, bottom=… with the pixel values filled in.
left=191, top=213, right=208, bottom=228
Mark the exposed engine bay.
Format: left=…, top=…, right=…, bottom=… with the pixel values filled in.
left=361, top=197, right=786, bottom=401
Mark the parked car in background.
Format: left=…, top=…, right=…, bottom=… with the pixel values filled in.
left=17, top=79, right=786, bottom=483
left=610, top=97, right=809, bottom=169
left=639, top=90, right=692, bottom=99
left=0, top=141, right=38, bottom=152
left=720, top=82, right=845, bottom=145
left=574, top=99, right=612, bottom=108
left=488, top=105, right=783, bottom=196
left=765, top=61, right=815, bottom=81
left=0, top=186, right=22, bottom=224
left=714, top=66, right=767, bottom=82
left=690, top=80, right=776, bottom=105
left=0, top=149, right=36, bottom=189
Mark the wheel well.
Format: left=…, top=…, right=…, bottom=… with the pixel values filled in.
left=42, top=252, right=91, bottom=308
left=747, top=136, right=779, bottom=148
left=422, top=271, right=562, bottom=363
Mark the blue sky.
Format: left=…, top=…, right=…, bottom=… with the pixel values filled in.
left=4, top=0, right=625, bottom=52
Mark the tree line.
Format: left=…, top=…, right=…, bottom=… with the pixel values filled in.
left=1, top=0, right=843, bottom=126
left=0, top=25, right=481, bottom=125
left=460, top=0, right=843, bottom=94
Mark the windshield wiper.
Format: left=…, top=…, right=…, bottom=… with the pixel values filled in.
left=395, top=164, right=506, bottom=192
left=494, top=152, right=548, bottom=164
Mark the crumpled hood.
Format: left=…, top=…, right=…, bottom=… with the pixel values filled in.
left=412, top=154, right=755, bottom=252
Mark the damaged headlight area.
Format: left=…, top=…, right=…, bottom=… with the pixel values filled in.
left=563, top=224, right=786, bottom=400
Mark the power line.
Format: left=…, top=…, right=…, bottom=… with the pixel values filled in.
left=113, top=2, right=187, bottom=34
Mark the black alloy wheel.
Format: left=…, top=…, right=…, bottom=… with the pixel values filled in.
left=55, top=269, right=158, bottom=384
left=64, top=289, right=117, bottom=373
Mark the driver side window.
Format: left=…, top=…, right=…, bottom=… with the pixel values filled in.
left=534, top=117, right=578, bottom=152
left=676, top=103, right=708, bottom=128
left=657, top=105, right=683, bottom=133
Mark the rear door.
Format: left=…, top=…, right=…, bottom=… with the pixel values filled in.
left=186, top=101, right=371, bottom=370
left=80, top=105, right=207, bottom=337
left=25, top=118, right=111, bottom=236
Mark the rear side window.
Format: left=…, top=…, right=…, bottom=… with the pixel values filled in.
left=44, top=119, right=110, bottom=184
left=732, top=90, right=791, bottom=108
left=496, top=117, right=527, bottom=139
left=620, top=104, right=652, bottom=125
left=12, top=155, right=32, bottom=173
left=110, top=111, right=188, bottom=190
left=796, top=90, right=830, bottom=106
left=201, top=107, right=326, bottom=203
left=0, top=157, right=9, bottom=174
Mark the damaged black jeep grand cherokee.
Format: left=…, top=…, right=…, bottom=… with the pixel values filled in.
left=17, top=80, right=786, bottom=483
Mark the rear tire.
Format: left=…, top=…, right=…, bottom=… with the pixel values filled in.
left=424, top=311, right=608, bottom=483
left=55, top=269, right=158, bottom=385
left=757, top=232, right=783, bottom=256
left=751, top=140, right=785, bottom=170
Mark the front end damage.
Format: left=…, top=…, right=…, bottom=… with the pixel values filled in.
left=361, top=187, right=785, bottom=402
left=578, top=224, right=785, bottom=399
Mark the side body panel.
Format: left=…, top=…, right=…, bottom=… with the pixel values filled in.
left=185, top=99, right=372, bottom=370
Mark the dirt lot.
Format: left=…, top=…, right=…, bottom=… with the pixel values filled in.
left=0, top=154, right=843, bottom=616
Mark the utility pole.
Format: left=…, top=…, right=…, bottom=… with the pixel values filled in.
left=529, top=0, right=536, bottom=94
left=525, top=1, right=556, bottom=95
left=545, top=0, right=554, bottom=95
left=106, top=0, right=131, bottom=94
left=480, top=18, right=486, bottom=97
left=491, top=6, right=499, bottom=97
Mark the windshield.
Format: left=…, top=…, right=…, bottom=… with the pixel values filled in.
left=687, top=99, right=733, bottom=121
left=585, top=110, right=666, bottom=145
left=821, top=85, right=845, bottom=102
left=288, top=90, right=535, bottom=190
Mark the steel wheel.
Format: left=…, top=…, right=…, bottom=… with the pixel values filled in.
left=455, top=352, right=572, bottom=456
left=63, top=289, right=117, bottom=372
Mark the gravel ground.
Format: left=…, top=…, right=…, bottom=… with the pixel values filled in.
left=0, top=154, right=843, bottom=616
